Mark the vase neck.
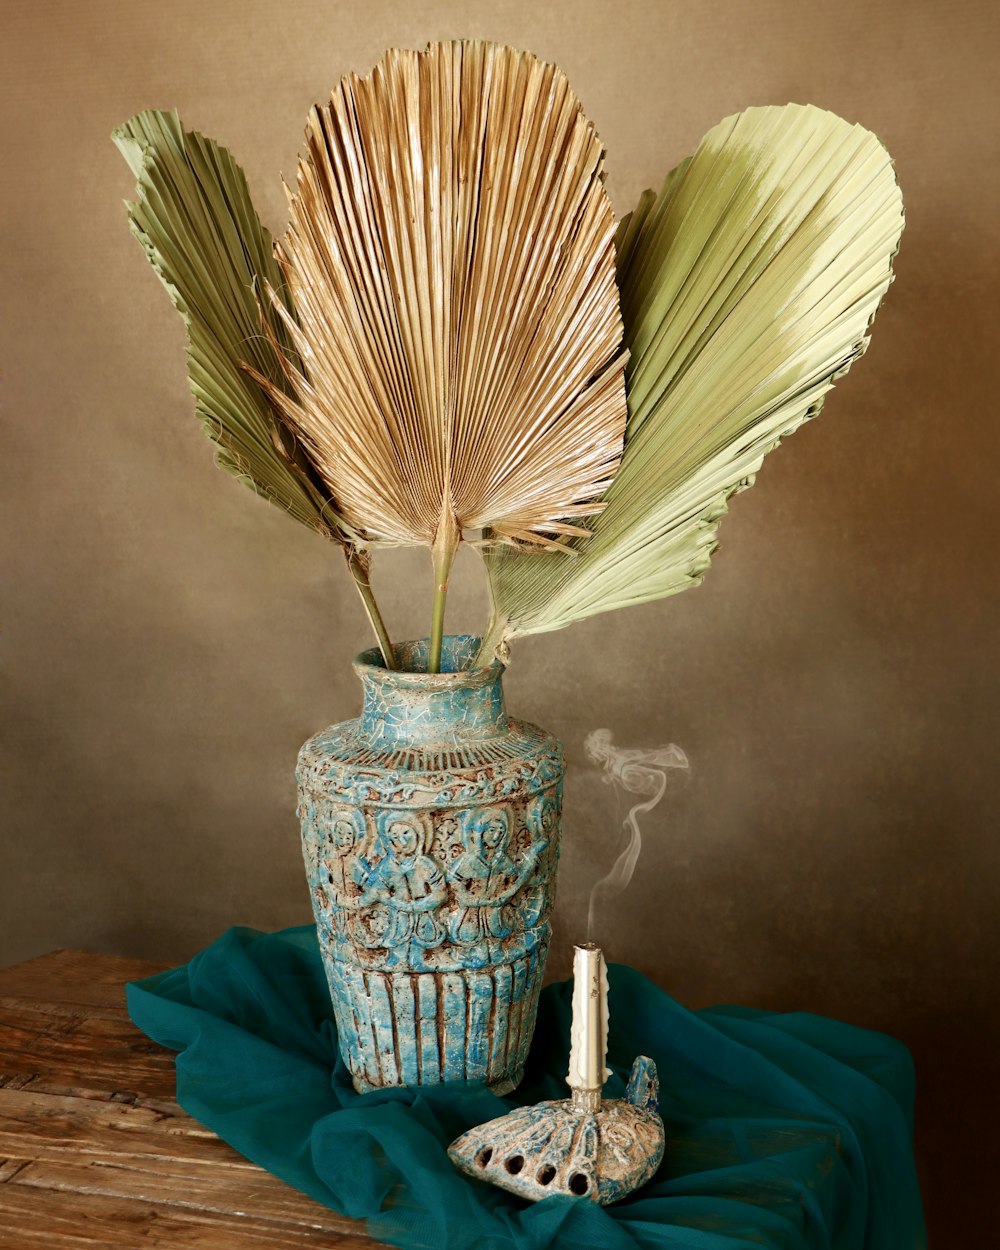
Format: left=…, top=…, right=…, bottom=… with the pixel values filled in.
left=355, top=635, right=507, bottom=747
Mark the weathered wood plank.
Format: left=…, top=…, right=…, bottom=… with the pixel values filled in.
left=0, top=1058, right=177, bottom=1101
left=0, top=951, right=168, bottom=1015
left=0, top=1185, right=384, bottom=1247
left=0, top=1010, right=177, bottom=1099
left=0, top=1088, right=241, bottom=1166
left=0, top=995, right=118, bottom=1025
left=0, top=1005, right=169, bottom=1052
left=11, top=1158, right=364, bottom=1235
left=1, top=1075, right=182, bottom=1114
left=0, top=1157, right=29, bottom=1183
left=0, top=1007, right=177, bottom=1060
left=0, top=951, right=382, bottom=1247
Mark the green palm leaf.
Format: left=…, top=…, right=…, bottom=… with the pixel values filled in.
left=480, top=103, right=904, bottom=658
left=112, top=109, right=339, bottom=536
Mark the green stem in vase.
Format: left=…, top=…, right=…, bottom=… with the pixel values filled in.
left=428, top=516, right=460, bottom=673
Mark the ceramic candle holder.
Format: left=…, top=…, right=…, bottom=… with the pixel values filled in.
left=448, top=945, right=665, bottom=1204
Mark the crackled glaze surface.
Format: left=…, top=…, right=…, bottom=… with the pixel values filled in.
left=297, top=636, right=564, bottom=1093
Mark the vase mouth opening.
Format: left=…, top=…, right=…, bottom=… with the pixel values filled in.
left=354, top=635, right=502, bottom=684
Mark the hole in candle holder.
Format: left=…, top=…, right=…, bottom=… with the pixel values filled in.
left=476, top=1147, right=492, bottom=1168
left=537, top=1164, right=556, bottom=1186
left=505, top=1155, right=524, bottom=1175
left=569, top=1172, right=590, bottom=1195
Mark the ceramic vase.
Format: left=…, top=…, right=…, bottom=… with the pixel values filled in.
left=296, top=635, right=564, bottom=1093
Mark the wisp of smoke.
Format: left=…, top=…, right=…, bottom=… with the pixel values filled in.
left=584, top=728, right=689, bottom=941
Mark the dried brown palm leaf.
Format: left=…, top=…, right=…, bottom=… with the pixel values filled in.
left=250, top=40, right=628, bottom=670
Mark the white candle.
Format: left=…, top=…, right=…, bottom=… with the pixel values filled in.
left=567, top=943, right=610, bottom=1101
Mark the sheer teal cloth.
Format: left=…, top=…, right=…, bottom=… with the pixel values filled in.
left=127, top=926, right=926, bottom=1250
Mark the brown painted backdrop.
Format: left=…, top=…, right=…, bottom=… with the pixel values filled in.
left=4, top=0, right=998, bottom=1237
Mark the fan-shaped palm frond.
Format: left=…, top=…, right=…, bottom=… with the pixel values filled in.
left=251, top=40, right=629, bottom=669
left=112, top=110, right=336, bottom=534
left=479, top=103, right=904, bottom=659
left=113, top=110, right=397, bottom=666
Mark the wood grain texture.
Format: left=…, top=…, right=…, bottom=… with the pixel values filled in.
left=0, top=951, right=384, bottom=1248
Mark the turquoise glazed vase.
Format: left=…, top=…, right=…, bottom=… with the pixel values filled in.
left=296, top=635, right=564, bottom=1093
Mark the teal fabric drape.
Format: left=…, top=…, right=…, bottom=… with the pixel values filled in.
left=127, top=925, right=926, bottom=1250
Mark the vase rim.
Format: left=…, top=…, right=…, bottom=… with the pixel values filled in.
left=353, top=634, right=503, bottom=689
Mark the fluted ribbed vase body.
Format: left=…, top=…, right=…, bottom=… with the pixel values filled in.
left=296, top=636, right=564, bottom=1094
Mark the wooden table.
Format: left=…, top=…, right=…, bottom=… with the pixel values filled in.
left=0, top=950, right=384, bottom=1248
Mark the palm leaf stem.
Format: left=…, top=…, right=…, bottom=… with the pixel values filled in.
left=428, top=515, right=461, bottom=673
left=346, top=549, right=396, bottom=670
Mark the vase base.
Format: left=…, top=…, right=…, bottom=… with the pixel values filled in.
left=351, top=1064, right=524, bottom=1096
left=327, top=942, right=548, bottom=1094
